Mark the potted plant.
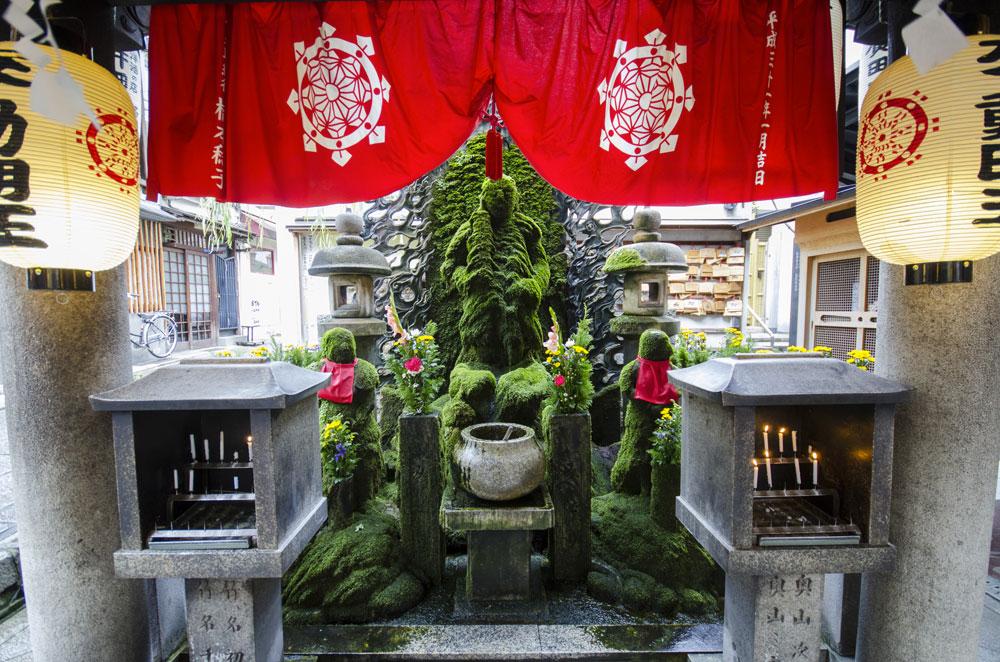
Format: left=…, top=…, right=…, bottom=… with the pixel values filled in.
left=649, top=401, right=682, bottom=530
left=321, top=415, right=361, bottom=527
left=385, top=297, right=446, bottom=584
left=542, top=309, right=595, bottom=584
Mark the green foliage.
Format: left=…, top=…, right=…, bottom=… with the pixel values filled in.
left=670, top=329, right=712, bottom=368
left=447, top=363, right=496, bottom=420
left=716, top=326, right=754, bottom=356
left=602, top=247, right=648, bottom=274
left=649, top=402, right=682, bottom=467
left=321, top=417, right=361, bottom=491
left=282, top=508, right=423, bottom=623
left=542, top=308, right=596, bottom=414
left=495, top=362, right=550, bottom=430
left=427, top=133, right=564, bottom=373
left=590, top=492, right=722, bottom=609
left=385, top=320, right=446, bottom=415
left=268, top=336, right=322, bottom=369
left=321, top=328, right=357, bottom=364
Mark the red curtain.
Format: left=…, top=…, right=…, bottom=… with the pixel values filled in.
left=147, top=0, right=838, bottom=206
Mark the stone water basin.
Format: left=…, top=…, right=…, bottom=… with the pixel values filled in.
left=453, top=422, right=544, bottom=501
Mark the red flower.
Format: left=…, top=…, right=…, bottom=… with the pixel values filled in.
left=404, top=356, right=423, bottom=374
left=554, top=374, right=566, bottom=387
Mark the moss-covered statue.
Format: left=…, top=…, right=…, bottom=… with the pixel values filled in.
left=317, top=328, right=383, bottom=504
left=441, top=176, right=550, bottom=370
left=611, top=329, right=680, bottom=495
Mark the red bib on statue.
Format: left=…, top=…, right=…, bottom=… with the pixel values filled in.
left=318, top=359, right=357, bottom=404
left=634, top=358, right=679, bottom=405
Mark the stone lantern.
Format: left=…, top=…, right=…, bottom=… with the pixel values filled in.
left=602, top=208, right=687, bottom=362
left=308, top=212, right=391, bottom=365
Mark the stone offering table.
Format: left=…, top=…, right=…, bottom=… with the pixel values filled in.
left=440, top=485, right=554, bottom=621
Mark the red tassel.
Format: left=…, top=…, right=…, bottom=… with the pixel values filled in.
left=485, top=128, right=502, bottom=180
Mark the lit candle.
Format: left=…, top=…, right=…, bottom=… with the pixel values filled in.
left=794, top=455, right=802, bottom=487
left=791, top=430, right=798, bottom=453
left=189, top=434, right=196, bottom=460
left=764, top=450, right=773, bottom=489
left=219, top=431, right=224, bottom=462
left=778, top=428, right=785, bottom=454
left=247, top=436, right=254, bottom=462
left=812, top=452, right=819, bottom=486
left=233, top=475, right=239, bottom=491
left=752, top=459, right=759, bottom=490
left=203, top=438, right=210, bottom=463
left=188, top=469, right=194, bottom=493
left=763, top=425, right=770, bottom=455
left=808, top=444, right=813, bottom=458
left=173, top=469, right=179, bottom=492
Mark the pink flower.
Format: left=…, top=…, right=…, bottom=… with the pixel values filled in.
left=404, top=356, right=423, bottom=374
left=386, top=302, right=405, bottom=338
left=553, top=374, right=566, bottom=387
left=543, top=328, right=560, bottom=353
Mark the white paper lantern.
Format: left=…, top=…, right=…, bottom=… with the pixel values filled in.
left=856, top=35, right=1000, bottom=265
left=0, top=43, right=139, bottom=271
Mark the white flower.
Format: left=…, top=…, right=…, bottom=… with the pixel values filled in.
left=565, top=339, right=576, bottom=348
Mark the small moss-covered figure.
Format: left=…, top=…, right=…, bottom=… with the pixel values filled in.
left=319, top=328, right=383, bottom=504
left=441, top=176, right=550, bottom=370
left=611, top=329, right=672, bottom=495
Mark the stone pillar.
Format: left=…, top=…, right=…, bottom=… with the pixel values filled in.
left=822, top=573, right=861, bottom=657
left=723, top=573, right=824, bottom=662
left=0, top=265, right=151, bottom=661
left=650, top=461, right=681, bottom=530
left=185, top=578, right=282, bottom=662
left=857, top=256, right=1000, bottom=662
left=546, top=413, right=591, bottom=584
left=398, top=414, right=444, bottom=585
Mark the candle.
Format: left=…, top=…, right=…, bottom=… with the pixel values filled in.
left=791, top=430, right=798, bottom=453
left=778, top=428, right=785, bottom=454
left=247, top=436, right=254, bottom=462
left=794, top=455, right=802, bottom=487
left=173, top=469, right=179, bottom=491
left=752, top=459, right=759, bottom=490
left=764, top=450, right=773, bottom=489
left=763, top=425, right=770, bottom=455
left=812, top=452, right=819, bottom=486
left=233, top=451, right=239, bottom=463
left=189, top=434, right=196, bottom=460
left=234, top=475, right=239, bottom=491
left=203, top=438, right=210, bottom=462
left=188, top=469, right=194, bottom=493
left=219, top=430, right=224, bottom=462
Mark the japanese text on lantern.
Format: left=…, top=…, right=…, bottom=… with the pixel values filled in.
left=975, top=39, right=1000, bottom=226
left=210, top=43, right=228, bottom=192
left=0, top=50, right=43, bottom=250
left=754, top=11, right=778, bottom=188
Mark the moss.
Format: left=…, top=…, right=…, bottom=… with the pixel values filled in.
left=495, top=362, right=550, bottom=430
left=379, top=384, right=404, bottom=450
left=603, top=247, right=647, bottom=274
left=591, top=492, right=722, bottom=599
left=283, top=508, right=423, bottom=623
left=427, top=133, right=564, bottom=374
left=591, top=446, right=612, bottom=497
left=440, top=397, right=476, bottom=461
left=321, top=328, right=357, bottom=364
left=611, top=330, right=673, bottom=494
left=621, top=569, right=657, bottom=611
left=679, top=588, right=717, bottom=615
left=609, top=314, right=663, bottom=338
left=448, top=363, right=496, bottom=420
left=587, top=570, right=621, bottom=604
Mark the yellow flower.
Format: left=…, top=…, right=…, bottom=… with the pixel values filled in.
left=660, top=407, right=672, bottom=420
left=787, top=345, right=807, bottom=352
left=755, top=349, right=773, bottom=354
left=214, top=350, right=233, bottom=357
left=680, top=329, right=693, bottom=337
left=858, top=365, right=869, bottom=371
left=695, top=332, right=706, bottom=339
left=417, top=335, right=434, bottom=343
left=812, top=346, right=832, bottom=354
left=554, top=362, right=561, bottom=368
left=573, top=345, right=589, bottom=355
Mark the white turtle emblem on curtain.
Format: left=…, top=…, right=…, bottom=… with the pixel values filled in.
left=598, top=28, right=694, bottom=171
left=287, top=22, right=391, bottom=166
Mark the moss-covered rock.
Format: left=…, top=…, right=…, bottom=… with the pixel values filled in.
left=495, top=362, right=550, bottom=430
left=611, top=329, right=672, bottom=494
left=591, top=445, right=613, bottom=497
left=603, top=247, right=647, bottom=274
left=282, top=509, right=423, bottom=623
left=591, top=492, right=721, bottom=600
left=587, top=570, right=621, bottom=605
left=679, top=588, right=717, bottom=615
left=621, top=569, right=657, bottom=611
left=427, top=134, right=565, bottom=374
left=448, top=363, right=496, bottom=420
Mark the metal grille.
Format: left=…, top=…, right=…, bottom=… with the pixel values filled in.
left=216, top=255, right=239, bottom=332
left=163, top=248, right=189, bottom=341
left=816, top=257, right=861, bottom=311
left=865, top=257, right=880, bottom=311
left=186, top=252, right=213, bottom=342
left=813, top=326, right=857, bottom=361
left=862, top=328, right=877, bottom=355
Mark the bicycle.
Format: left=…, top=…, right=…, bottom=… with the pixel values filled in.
left=128, top=294, right=179, bottom=359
